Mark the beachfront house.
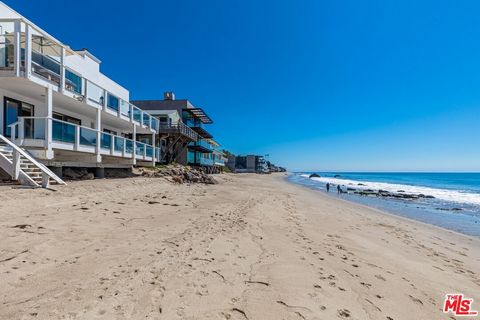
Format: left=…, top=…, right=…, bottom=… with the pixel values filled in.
left=234, top=155, right=268, bottom=173
left=0, top=2, right=160, bottom=185
left=133, top=93, right=221, bottom=173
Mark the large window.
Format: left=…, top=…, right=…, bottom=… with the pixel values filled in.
left=52, top=112, right=81, bottom=125
left=3, top=97, right=34, bottom=137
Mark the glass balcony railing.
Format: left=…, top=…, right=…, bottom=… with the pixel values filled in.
left=143, top=113, right=151, bottom=127
left=189, top=139, right=214, bottom=151
left=120, top=100, right=130, bottom=117
left=86, top=80, right=105, bottom=106
left=136, top=142, right=145, bottom=157
left=200, top=157, right=214, bottom=166
left=101, top=132, right=112, bottom=150
left=125, top=139, right=134, bottom=154
left=133, top=106, right=142, bottom=123
left=80, top=127, right=97, bottom=147
left=31, top=50, right=61, bottom=85
left=146, top=145, right=153, bottom=158
left=23, top=117, right=46, bottom=140
left=187, top=151, right=214, bottom=166
left=114, top=136, right=124, bottom=152
left=0, top=19, right=160, bottom=135
left=107, top=93, right=119, bottom=112
left=151, top=117, right=159, bottom=131
left=11, top=117, right=159, bottom=162
left=52, top=119, right=75, bottom=143
left=65, top=68, right=82, bottom=94
left=0, top=21, right=15, bottom=70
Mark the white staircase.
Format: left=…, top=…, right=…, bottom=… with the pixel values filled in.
left=0, top=135, right=66, bottom=188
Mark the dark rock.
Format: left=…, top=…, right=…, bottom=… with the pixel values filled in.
left=309, top=173, right=321, bottom=178
left=436, top=207, right=463, bottom=211
left=334, top=174, right=341, bottom=178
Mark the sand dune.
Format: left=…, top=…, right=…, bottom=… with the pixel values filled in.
left=0, top=173, right=478, bottom=319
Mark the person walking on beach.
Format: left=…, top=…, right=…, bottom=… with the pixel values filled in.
left=337, top=185, right=341, bottom=194
left=326, top=183, right=330, bottom=192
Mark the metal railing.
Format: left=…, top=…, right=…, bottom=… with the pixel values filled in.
left=157, top=121, right=199, bottom=141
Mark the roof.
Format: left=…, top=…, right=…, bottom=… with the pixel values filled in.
left=183, top=108, right=213, bottom=124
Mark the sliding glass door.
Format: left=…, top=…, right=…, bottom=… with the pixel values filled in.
left=3, top=97, right=34, bottom=137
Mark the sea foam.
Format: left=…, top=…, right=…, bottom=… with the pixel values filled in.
left=300, top=174, right=480, bottom=206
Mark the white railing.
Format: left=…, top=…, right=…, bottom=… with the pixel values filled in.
left=0, top=134, right=66, bottom=188
left=0, top=18, right=159, bottom=134
left=9, top=117, right=160, bottom=163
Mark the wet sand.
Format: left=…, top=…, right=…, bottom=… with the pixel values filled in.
left=0, top=173, right=478, bottom=319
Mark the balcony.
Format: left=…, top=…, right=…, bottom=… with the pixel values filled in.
left=9, top=117, right=160, bottom=163
left=214, top=159, right=226, bottom=166
left=188, top=139, right=214, bottom=153
left=184, top=119, right=213, bottom=139
left=157, top=121, right=198, bottom=141
left=0, top=19, right=159, bottom=133
left=187, top=153, right=214, bottom=167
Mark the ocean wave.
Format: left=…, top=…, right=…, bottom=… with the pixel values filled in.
left=299, top=174, right=480, bottom=206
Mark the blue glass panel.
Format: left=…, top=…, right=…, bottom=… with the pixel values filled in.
left=65, top=69, right=82, bottom=94
left=114, top=136, right=124, bottom=152
left=80, top=127, right=96, bottom=146
left=52, top=120, right=75, bottom=143
left=101, top=133, right=112, bottom=149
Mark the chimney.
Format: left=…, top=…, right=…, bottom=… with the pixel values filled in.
left=164, top=92, right=175, bottom=100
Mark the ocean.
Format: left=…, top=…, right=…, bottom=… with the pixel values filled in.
left=287, top=172, right=480, bottom=237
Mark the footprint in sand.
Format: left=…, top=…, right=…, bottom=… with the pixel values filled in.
left=408, top=295, right=423, bottom=305
left=337, top=309, right=351, bottom=318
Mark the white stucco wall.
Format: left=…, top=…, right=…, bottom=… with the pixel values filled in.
left=0, top=2, right=130, bottom=102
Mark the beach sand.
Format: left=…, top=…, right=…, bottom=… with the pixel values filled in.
left=0, top=173, right=478, bottom=320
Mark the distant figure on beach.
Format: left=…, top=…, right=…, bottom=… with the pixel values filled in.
left=337, top=185, right=341, bottom=194
left=326, top=183, right=330, bottom=192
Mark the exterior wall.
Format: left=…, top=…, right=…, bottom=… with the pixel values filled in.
left=0, top=3, right=25, bottom=20
left=132, top=100, right=189, bottom=115
left=0, top=87, right=128, bottom=136
left=246, top=155, right=256, bottom=171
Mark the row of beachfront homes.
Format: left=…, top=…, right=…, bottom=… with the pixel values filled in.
left=0, top=3, right=227, bottom=186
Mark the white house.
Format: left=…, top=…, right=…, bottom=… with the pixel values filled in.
left=0, top=2, right=160, bottom=182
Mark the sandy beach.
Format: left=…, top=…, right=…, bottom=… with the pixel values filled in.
left=0, top=173, right=479, bottom=320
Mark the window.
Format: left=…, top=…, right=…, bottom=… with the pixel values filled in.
left=103, top=128, right=117, bottom=135
left=52, top=112, right=81, bottom=125
left=3, top=97, right=34, bottom=137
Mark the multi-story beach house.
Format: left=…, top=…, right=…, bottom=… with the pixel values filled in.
left=234, top=155, right=268, bottom=173
left=133, top=92, right=221, bottom=173
left=0, top=3, right=160, bottom=186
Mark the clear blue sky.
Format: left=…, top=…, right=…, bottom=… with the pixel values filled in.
left=9, top=0, right=480, bottom=171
